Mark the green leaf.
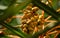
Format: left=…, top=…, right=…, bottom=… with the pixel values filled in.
left=9, top=18, right=20, bottom=26
left=0, top=34, right=10, bottom=38
left=49, top=34, right=55, bottom=38
left=58, top=0, right=60, bottom=8
left=0, top=0, right=16, bottom=10
left=0, top=22, right=28, bottom=38
left=52, top=0, right=58, bottom=10
left=0, top=5, right=7, bottom=10
left=9, top=14, right=23, bottom=26
left=4, top=29, right=16, bottom=35
left=0, top=0, right=32, bottom=22
left=0, top=0, right=16, bottom=6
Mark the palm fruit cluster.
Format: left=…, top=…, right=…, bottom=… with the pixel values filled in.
left=20, top=4, right=43, bottom=34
